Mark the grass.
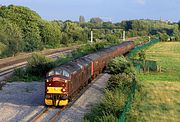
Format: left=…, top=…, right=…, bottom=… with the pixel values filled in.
left=128, top=81, right=180, bottom=122
left=138, top=42, right=180, bottom=82
left=127, top=42, right=180, bottom=122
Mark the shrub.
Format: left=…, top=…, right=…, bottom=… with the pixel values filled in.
left=108, top=56, right=135, bottom=75
left=13, top=68, right=42, bottom=81
left=26, top=53, right=54, bottom=77
left=105, top=34, right=119, bottom=44
left=106, top=73, right=134, bottom=93
left=83, top=89, right=127, bottom=122
left=53, top=54, right=73, bottom=67
left=158, top=32, right=169, bottom=42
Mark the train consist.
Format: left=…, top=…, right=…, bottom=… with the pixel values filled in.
left=45, top=41, right=135, bottom=106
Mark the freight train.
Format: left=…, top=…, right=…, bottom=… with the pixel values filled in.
left=45, top=41, right=135, bottom=106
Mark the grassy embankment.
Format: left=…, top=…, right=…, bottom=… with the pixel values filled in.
left=127, top=42, right=180, bottom=121
left=83, top=56, right=138, bottom=122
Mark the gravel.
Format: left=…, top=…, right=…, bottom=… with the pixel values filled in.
left=0, top=73, right=110, bottom=122
left=0, top=82, right=45, bottom=122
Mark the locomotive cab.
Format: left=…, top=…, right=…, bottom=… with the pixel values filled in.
left=45, top=69, right=70, bottom=106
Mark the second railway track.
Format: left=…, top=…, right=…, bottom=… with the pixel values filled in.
left=0, top=49, right=72, bottom=82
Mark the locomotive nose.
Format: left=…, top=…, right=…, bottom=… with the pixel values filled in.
left=45, top=77, right=69, bottom=106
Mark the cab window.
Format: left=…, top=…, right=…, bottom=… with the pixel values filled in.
left=55, top=69, right=62, bottom=75
left=77, top=63, right=83, bottom=69
left=63, top=70, right=70, bottom=77
left=48, top=71, right=54, bottom=76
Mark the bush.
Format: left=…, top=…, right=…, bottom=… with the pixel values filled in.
left=12, top=68, right=42, bottom=81
left=108, top=56, right=135, bottom=75
left=0, top=42, right=7, bottom=56
left=53, top=53, right=73, bottom=67
left=106, top=73, right=134, bottom=93
left=26, top=53, right=54, bottom=77
left=158, top=32, right=169, bottom=42
left=83, top=89, right=127, bottom=122
left=105, top=34, right=119, bottom=44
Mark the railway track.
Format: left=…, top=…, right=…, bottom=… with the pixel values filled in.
left=0, top=49, right=72, bottom=82
left=28, top=75, right=102, bottom=122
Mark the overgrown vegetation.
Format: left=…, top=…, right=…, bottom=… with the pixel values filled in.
left=11, top=41, right=118, bottom=81
left=121, top=20, right=180, bottom=41
left=83, top=56, right=140, bottom=122
left=12, top=53, right=54, bottom=81
left=1, top=5, right=180, bottom=58
left=107, top=56, right=135, bottom=75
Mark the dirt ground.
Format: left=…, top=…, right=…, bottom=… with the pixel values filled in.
left=0, top=82, right=45, bottom=122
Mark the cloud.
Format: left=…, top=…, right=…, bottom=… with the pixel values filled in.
left=136, top=0, right=146, bottom=5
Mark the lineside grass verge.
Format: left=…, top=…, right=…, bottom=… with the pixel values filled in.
left=126, top=42, right=180, bottom=122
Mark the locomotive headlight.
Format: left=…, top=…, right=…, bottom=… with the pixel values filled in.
left=64, top=80, right=67, bottom=83
left=61, top=88, right=66, bottom=92
left=46, top=80, right=49, bottom=82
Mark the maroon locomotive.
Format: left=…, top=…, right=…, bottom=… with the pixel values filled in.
left=45, top=41, right=135, bottom=106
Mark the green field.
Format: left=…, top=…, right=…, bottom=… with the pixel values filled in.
left=138, top=42, right=180, bottom=82
left=128, top=42, right=180, bottom=122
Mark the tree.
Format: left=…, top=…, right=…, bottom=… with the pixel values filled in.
left=90, top=17, right=103, bottom=25
left=105, top=34, right=119, bottom=44
left=177, top=21, right=180, bottom=30
left=62, top=21, right=88, bottom=43
left=0, top=5, right=42, bottom=51
left=79, top=16, right=85, bottom=23
left=39, top=21, right=62, bottom=48
left=0, top=17, right=23, bottom=56
left=102, top=22, right=114, bottom=29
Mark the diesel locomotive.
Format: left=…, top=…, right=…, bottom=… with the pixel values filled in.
left=45, top=41, right=135, bottom=106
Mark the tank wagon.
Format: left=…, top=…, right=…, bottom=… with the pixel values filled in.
left=45, top=41, right=135, bottom=106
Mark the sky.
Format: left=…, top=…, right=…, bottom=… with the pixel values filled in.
left=0, top=0, right=180, bottom=22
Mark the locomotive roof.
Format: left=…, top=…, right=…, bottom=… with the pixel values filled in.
left=58, top=56, right=92, bottom=74
left=51, top=61, right=81, bottom=75
left=84, top=53, right=100, bottom=60
left=73, top=57, right=91, bottom=67
left=61, top=62, right=81, bottom=74
left=119, top=41, right=133, bottom=46
left=100, top=47, right=116, bottom=54
left=96, top=49, right=109, bottom=56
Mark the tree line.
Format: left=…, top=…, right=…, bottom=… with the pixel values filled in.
left=0, top=5, right=180, bottom=58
